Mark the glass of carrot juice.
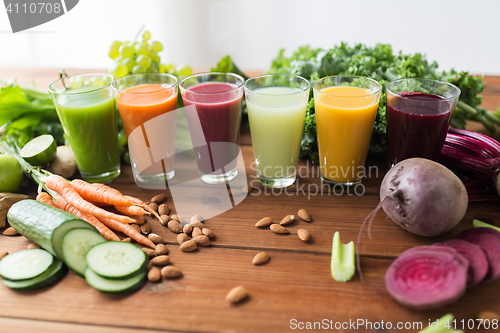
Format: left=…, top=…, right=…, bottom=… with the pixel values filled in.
left=112, top=73, right=178, bottom=187
left=313, top=75, right=382, bottom=186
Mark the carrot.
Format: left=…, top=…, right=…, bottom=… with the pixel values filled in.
left=97, top=216, right=155, bottom=248
left=70, top=179, right=134, bottom=206
left=124, top=195, right=163, bottom=222
left=45, top=175, right=136, bottom=224
left=36, top=192, right=56, bottom=207
left=54, top=195, right=120, bottom=242
left=114, top=204, right=149, bottom=216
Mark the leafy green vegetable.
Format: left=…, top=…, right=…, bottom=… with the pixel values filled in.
left=330, top=231, right=355, bottom=282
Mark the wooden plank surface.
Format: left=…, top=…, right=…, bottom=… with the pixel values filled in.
left=0, top=68, right=499, bottom=332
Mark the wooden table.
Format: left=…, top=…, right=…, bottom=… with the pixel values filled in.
left=1, top=68, right=500, bottom=333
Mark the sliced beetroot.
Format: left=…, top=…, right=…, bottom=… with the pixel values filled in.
left=456, top=228, right=500, bottom=283
left=441, top=239, right=489, bottom=286
left=385, top=245, right=468, bottom=311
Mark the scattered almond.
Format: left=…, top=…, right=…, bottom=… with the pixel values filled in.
left=193, top=235, right=210, bottom=247
left=168, top=220, right=182, bottom=233
left=270, top=224, right=289, bottom=234
left=478, top=310, right=500, bottom=323
left=191, top=214, right=204, bottom=223
left=0, top=251, right=8, bottom=260
left=190, top=221, right=205, bottom=229
left=242, top=184, right=253, bottom=194
left=183, top=224, right=193, bottom=235
left=161, top=266, right=182, bottom=278
left=150, top=255, right=170, bottom=266
left=27, top=243, right=40, bottom=249
left=132, top=215, right=145, bottom=225
left=255, top=217, right=273, bottom=227
left=297, top=208, right=311, bottom=222
left=179, top=239, right=197, bottom=252
left=280, top=214, right=295, bottom=226
left=202, top=228, right=215, bottom=239
left=148, top=202, right=158, bottom=213
left=142, top=248, right=156, bottom=258
left=122, top=238, right=132, bottom=243
left=155, top=244, right=169, bottom=255
left=158, top=204, right=170, bottom=216
left=226, top=285, right=248, bottom=304
left=171, top=214, right=180, bottom=221
left=297, top=229, right=310, bottom=242
left=147, top=266, right=161, bottom=282
left=177, top=233, right=189, bottom=245
left=131, top=224, right=141, bottom=233
left=148, top=233, right=165, bottom=244
left=3, top=227, right=19, bottom=236
left=192, top=226, right=203, bottom=238
left=159, top=215, right=170, bottom=226
left=140, top=223, right=151, bottom=235
left=252, top=252, right=270, bottom=265
left=151, top=193, right=167, bottom=204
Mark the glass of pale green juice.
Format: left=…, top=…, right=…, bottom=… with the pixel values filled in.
left=48, top=73, right=120, bottom=183
left=244, top=74, right=310, bottom=188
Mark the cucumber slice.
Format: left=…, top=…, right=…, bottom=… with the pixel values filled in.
left=0, top=249, right=54, bottom=281
left=61, top=228, right=106, bottom=276
left=85, top=242, right=147, bottom=279
left=1, top=258, right=67, bottom=290
left=84, top=267, right=147, bottom=294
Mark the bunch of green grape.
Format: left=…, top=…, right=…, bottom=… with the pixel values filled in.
left=108, top=30, right=192, bottom=79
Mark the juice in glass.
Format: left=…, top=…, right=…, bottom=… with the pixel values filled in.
left=245, top=74, right=310, bottom=187
left=48, top=74, right=120, bottom=183
left=313, top=76, right=382, bottom=185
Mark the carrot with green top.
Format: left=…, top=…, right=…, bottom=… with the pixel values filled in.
left=70, top=179, right=136, bottom=206
left=96, top=216, right=155, bottom=248
left=45, top=174, right=136, bottom=224
left=124, top=195, right=163, bottom=222
left=36, top=192, right=56, bottom=207
left=114, top=204, right=149, bottom=216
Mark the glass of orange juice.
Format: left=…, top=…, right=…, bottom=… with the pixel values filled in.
left=313, top=75, right=382, bottom=186
left=112, top=73, right=178, bottom=188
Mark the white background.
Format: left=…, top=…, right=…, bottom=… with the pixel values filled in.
left=0, top=0, right=499, bottom=74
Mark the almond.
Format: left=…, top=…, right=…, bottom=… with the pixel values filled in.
left=131, top=224, right=141, bottom=233
left=159, top=215, right=170, bottom=226
left=151, top=193, right=167, bottom=204
left=148, top=233, right=165, bottom=244
left=142, top=248, right=156, bottom=258
left=297, top=229, right=310, bottom=242
left=122, top=238, right=132, bottom=243
left=27, top=243, right=40, bottom=249
left=161, top=266, right=182, bottom=278
left=190, top=214, right=204, bottom=223
left=255, top=217, right=273, bottom=228
left=280, top=214, right=295, bottom=226
left=183, top=224, right=193, bottom=235
left=226, top=285, right=248, bottom=304
left=202, top=228, right=215, bottom=239
left=148, top=202, right=158, bottom=213
left=190, top=221, right=205, bottom=229
left=167, top=220, right=182, bottom=234
left=192, top=226, right=203, bottom=238
left=179, top=239, right=197, bottom=252
left=0, top=251, right=8, bottom=260
left=140, top=223, right=151, bottom=235
left=150, top=255, right=170, bottom=266
left=297, top=209, right=311, bottom=222
left=158, top=204, right=170, bottom=216
left=242, top=184, right=253, bottom=194
left=132, top=215, right=145, bottom=225
left=147, top=266, right=161, bottom=282
left=155, top=244, right=169, bottom=255
left=177, top=233, right=189, bottom=245
left=3, top=227, right=19, bottom=236
left=170, top=214, right=180, bottom=221
left=193, top=235, right=210, bottom=247
left=270, top=224, right=289, bottom=234
left=252, top=252, right=270, bottom=265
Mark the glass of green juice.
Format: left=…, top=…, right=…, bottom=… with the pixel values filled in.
left=48, top=73, right=120, bottom=183
left=244, top=74, right=310, bottom=188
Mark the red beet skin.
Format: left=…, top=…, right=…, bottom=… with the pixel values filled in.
left=455, top=228, right=500, bottom=283
left=385, top=245, right=469, bottom=310
left=441, top=239, right=489, bottom=286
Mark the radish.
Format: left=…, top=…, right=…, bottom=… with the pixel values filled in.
left=455, top=227, right=500, bottom=283
left=379, top=158, right=468, bottom=237
left=385, top=245, right=469, bottom=310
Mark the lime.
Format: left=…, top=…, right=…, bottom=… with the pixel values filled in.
left=20, top=135, right=57, bottom=166
left=0, top=155, right=24, bottom=193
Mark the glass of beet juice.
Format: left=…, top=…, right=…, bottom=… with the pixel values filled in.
left=386, top=78, right=461, bottom=167
left=180, top=72, right=244, bottom=184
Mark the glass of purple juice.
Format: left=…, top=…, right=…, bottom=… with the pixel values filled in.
left=386, top=78, right=461, bottom=167
left=180, top=72, right=244, bottom=184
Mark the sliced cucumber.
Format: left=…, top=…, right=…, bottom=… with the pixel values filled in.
left=61, top=228, right=106, bottom=276
left=1, top=258, right=67, bottom=290
left=85, top=242, right=147, bottom=279
left=0, top=249, right=53, bottom=281
left=84, top=267, right=147, bottom=294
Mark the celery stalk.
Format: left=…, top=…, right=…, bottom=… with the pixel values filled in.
left=473, top=219, right=500, bottom=232
left=419, top=314, right=463, bottom=333
left=330, top=232, right=355, bottom=282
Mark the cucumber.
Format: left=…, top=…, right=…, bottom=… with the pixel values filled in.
left=85, top=242, right=147, bottom=279
left=7, top=200, right=97, bottom=258
left=1, top=258, right=67, bottom=290
left=61, top=228, right=106, bottom=276
left=0, top=249, right=53, bottom=280
left=84, top=267, right=147, bottom=294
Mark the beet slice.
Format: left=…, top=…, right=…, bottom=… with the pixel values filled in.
left=441, top=239, right=489, bottom=286
left=456, top=228, right=500, bottom=283
left=385, top=245, right=468, bottom=310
